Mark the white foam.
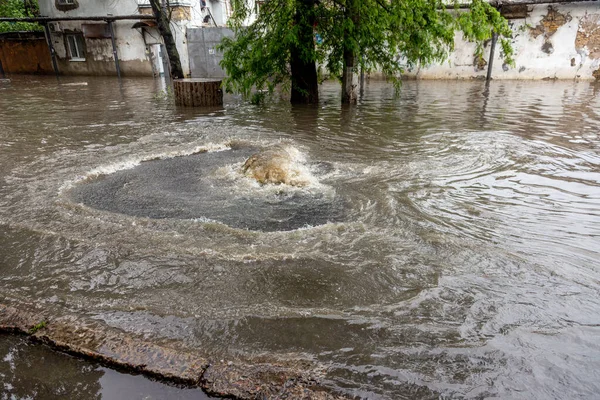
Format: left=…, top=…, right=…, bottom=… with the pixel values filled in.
left=59, top=142, right=233, bottom=194
left=242, top=143, right=323, bottom=188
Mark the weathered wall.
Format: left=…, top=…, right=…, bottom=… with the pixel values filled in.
left=404, top=2, right=600, bottom=80
left=138, top=6, right=194, bottom=77
left=38, top=0, right=197, bottom=77
left=187, top=27, right=233, bottom=78
left=35, top=0, right=236, bottom=77
left=39, top=0, right=140, bottom=20
left=38, top=0, right=153, bottom=76
left=44, top=21, right=153, bottom=76
left=0, top=33, right=53, bottom=74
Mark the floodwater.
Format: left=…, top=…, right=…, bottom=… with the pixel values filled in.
left=0, top=334, right=211, bottom=399
left=1, top=76, right=600, bottom=399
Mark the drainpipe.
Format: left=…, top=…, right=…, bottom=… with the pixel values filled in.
left=43, top=23, right=60, bottom=77
left=207, top=7, right=218, bottom=27
left=486, top=31, right=498, bottom=82
left=107, top=20, right=122, bottom=79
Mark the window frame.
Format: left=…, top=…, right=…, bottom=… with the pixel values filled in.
left=66, top=34, right=86, bottom=61
left=57, top=0, right=75, bottom=4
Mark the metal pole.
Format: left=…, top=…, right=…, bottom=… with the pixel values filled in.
left=43, top=23, right=60, bottom=78
left=0, top=15, right=156, bottom=23
left=207, top=7, right=218, bottom=27
left=108, top=20, right=121, bottom=79
left=486, top=31, right=498, bottom=82
left=359, top=57, right=365, bottom=98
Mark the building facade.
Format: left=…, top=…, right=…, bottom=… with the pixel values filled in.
left=38, top=0, right=231, bottom=77
left=35, top=1, right=600, bottom=80
left=404, top=2, right=600, bottom=80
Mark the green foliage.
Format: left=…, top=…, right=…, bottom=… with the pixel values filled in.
left=219, top=0, right=296, bottom=98
left=153, top=86, right=174, bottom=101
left=0, top=0, right=42, bottom=33
left=457, top=0, right=513, bottom=65
left=28, top=320, right=47, bottom=334
left=250, top=90, right=269, bottom=105
left=219, top=0, right=514, bottom=99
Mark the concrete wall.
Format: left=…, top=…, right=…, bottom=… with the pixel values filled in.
left=37, top=0, right=223, bottom=77
left=137, top=0, right=230, bottom=27
left=39, top=0, right=140, bottom=18
left=138, top=7, right=193, bottom=77
left=187, top=2, right=600, bottom=82
left=37, top=1, right=596, bottom=80
left=0, top=33, right=53, bottom=74
left=38, top=0, right=153, bottom=76
left=202, top=0, right=231, bottom=26
left=187, top=27, right=233, bottom=78
left=406, top=2, right=600, bottom=80
left=46, top=20, right=153, bottom=76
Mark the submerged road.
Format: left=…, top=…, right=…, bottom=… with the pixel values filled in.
left=0, top=76, right=599, bottom=399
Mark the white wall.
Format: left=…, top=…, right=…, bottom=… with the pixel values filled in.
left=38, top=0, right=205, bottom=76
left=39, top=0, right=140, bottom=18
left=405, top=3, right=600, bottom=80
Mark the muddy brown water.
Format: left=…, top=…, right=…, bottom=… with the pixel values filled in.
left=0, top=334, right=211, bottom=399
left=1, top=76, right=600, bottom=399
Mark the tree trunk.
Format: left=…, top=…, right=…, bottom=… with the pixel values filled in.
left=150, top=0, right=184, bottom=79
left=342, top=0, right=359, bottom=104
left=342, top=52, right=358, bottom=104
left=290, top=0, right=319, bottom=104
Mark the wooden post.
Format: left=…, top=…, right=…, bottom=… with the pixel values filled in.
left=173, top=78, right=223, bottom=107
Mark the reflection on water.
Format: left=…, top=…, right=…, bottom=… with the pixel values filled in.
left=0, top=334, right=210, bottom=399
left=1, top=76, right=600, bottom=399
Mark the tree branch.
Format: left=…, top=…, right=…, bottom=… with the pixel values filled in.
left=374, top=0, right=391, bottom=12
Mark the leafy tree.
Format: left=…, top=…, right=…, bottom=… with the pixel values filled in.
left=220, top=0, right=513, bottom=104
left=0, top=0, right=42, bottom=33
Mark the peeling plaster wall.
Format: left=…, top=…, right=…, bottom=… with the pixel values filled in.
left=404, top=2, right=600, bottom=80
left=43, top=19, right=154, bottom=76
left=38, top=0, right=198, bottom=77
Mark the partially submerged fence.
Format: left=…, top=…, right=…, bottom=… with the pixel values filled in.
left=0, top=31, right=53, bottom=75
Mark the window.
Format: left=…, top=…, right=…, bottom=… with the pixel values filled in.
left=56, top=0, right=78, bottom=11
left=66, top=34, right=85, bottom=61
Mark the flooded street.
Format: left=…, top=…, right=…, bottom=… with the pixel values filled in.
left=1, top=76, right=599, bottom=399
left=0, top=334, right=210, bottom=399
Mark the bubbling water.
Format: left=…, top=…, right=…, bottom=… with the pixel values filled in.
left=242, top=144, right=316, bottom=186
left=68, top=142, right=344, bottom=232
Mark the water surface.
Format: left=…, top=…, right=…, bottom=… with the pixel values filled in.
left=1, top=76, right=599, bottom=399
left=0, top=334, right=210, bottom=399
